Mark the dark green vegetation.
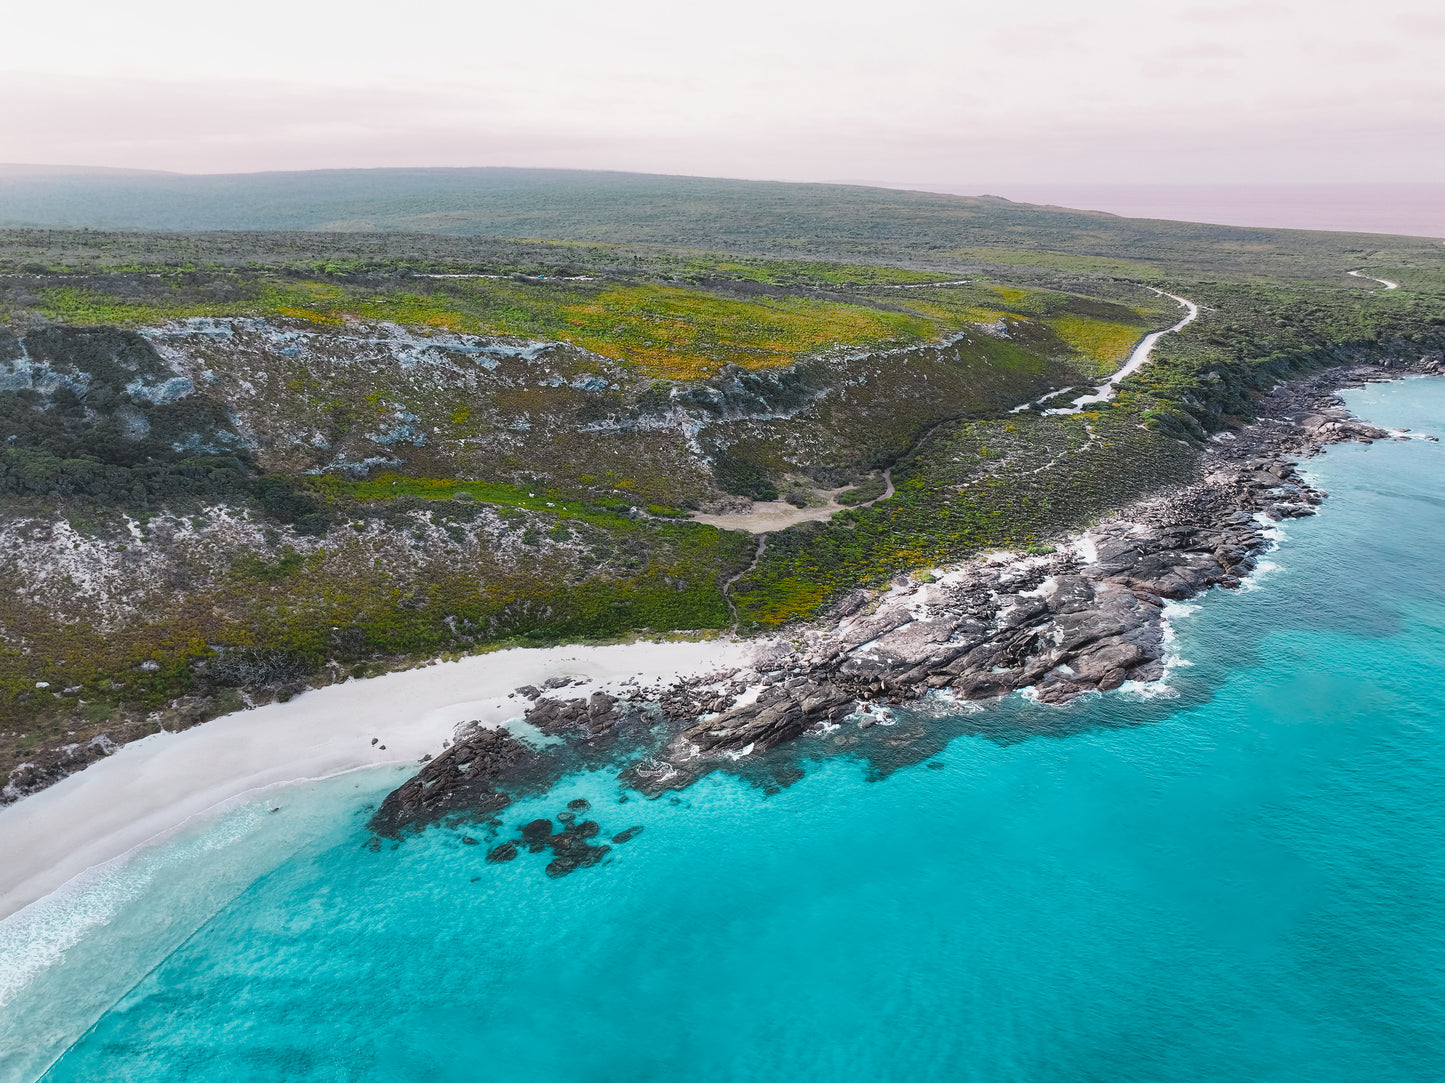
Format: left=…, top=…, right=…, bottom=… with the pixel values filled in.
left=2, top=169, right=1444, bottom=794
left=0, top=325, right=331, bottom=533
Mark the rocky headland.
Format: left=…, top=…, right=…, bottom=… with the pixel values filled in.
left=373, top=358, right=1443, bottom=843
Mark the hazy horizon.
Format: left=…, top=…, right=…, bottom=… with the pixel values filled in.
left=6, top=1, right=1445, bottom=184
left=4, top=163, right=1441, bottom=238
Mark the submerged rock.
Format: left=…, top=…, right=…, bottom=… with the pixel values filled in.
left=521, top=818, right=555, bottom=852
left=486, top=842, right=519, bottom=863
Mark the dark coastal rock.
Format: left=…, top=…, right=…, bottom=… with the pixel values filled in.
left=370, top=726, right=543, bottom=837
left=473, top=813, right=619, bottom=877
left=521, top=818, right=554, bottom=852
left=644, top=376, right=1386, bottom=765
left=525, top=691, right=623, bottom=736
left=486, top=842, right=518, bottom=863
left=1093, top=548, right=1221, bottom=599
left=658, top=678, right=739, bottom=719
left=681, top=678, right=855, bottom=755
left=612, top=825, right=644, bottom=843
left=546, top=846, right=609, bottom=878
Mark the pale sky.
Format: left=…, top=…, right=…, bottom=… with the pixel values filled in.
left=5, top=0, right=1444, bottom=183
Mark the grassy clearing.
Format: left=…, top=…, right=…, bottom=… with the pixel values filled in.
left=38, top=284, right=268, bottom=326
left=34, top=264, right=1175, bottom=383
left=555, top=284, right=941, bottom=378
left=941, top=246, right=1161, bottom=277
left=39, top=278, right=956, bottom=379
left=672, top=255, right=956, bottom=287
left=1046, top=314, right=1148, bottom=377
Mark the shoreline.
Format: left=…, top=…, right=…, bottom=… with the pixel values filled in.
left=5, top=358, right=1441, bottom=912
left=379, top=360, right=1444, bottom=832
left=0, top=638, right=751, bottom=920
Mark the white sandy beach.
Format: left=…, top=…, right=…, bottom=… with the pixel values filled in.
left=0, top=638, right=752, bottom=921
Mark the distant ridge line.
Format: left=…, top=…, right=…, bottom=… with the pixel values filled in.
left=0, top=163, right=181, bottom=178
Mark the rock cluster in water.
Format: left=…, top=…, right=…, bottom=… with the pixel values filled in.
left=476, top=798, right=645, bottom=877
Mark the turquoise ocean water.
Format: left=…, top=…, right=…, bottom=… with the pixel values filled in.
left=4, top=378, right=1445, bottom=1082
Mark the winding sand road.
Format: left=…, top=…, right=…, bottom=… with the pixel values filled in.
left=1044, top=289, right=1199, bottom=415
left=1348, top=269, right=1400, bottom=290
